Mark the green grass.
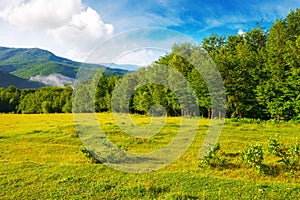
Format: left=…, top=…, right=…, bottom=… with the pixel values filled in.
left=0, top=114, right=300, bottom=199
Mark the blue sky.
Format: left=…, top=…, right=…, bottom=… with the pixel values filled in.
left=88, top=0, right=299, bottom=38
left=0, top=0, right=299, bottom=65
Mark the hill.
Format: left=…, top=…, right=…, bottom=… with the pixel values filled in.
left=0, top=47, right=128, bottom=79
left=0, top=69, right=45, bottom=89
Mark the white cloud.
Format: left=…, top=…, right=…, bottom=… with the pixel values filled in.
left=250, top=1, right=300, bottom=22
left=0, top=0, right=82, bottom=29
left=85, top=28, right=193, bottom=67
left=50, top=7, right=114, bottom=53
left=201, top=15, right=250, bottom=33
left=0, top=0, right=114, bottom=61
left=238, top=29, right=246, bottom=35
left=111, top=14, right=183, bottom=32
left=114, top=49, right=165, bottom=66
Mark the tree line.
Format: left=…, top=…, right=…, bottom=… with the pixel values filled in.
left=202, top=9, right=300, bottom=120
left=0, top=9, right=299, bottom=120
left=0, top=86, right=73, bottom=114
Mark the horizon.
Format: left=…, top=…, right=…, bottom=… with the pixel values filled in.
left=0, top=0, right=299, bottom=68
left=0, top=45, right=148, bottom=70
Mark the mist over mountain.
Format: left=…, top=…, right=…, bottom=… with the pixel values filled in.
left=30, top=74, right=75, bottom=87
left=0, top=69, right=45, bottom=89
left=0, top=46, right=129, bottom=88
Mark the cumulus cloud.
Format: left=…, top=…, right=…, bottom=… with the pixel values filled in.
left=0, top=0, right=114, bottom=61
left=238, top=29, right=246, bottom=35
left=0, top=0, right=82, bottom=29
left=50, top=7, right=114, bottom=52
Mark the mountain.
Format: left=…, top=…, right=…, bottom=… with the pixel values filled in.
left=101, top=63, right=143, bottom=71
left=0, top=47, right=128, bottom=79
left=0, top=70, right=45, bottom=89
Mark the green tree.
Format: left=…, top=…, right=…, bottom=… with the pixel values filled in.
left=256, top=9, right=300, bottom=120
left=0, top=86, right=20, bottom=113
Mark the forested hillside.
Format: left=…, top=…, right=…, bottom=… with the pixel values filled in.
left=0, top=9, right=299, bottom=120
left=0, top=47, right=128, bottom=80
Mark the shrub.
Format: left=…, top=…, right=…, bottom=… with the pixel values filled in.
left=288, top=115, right=300, bottom=124
left=267, top=137, right=281, bottom=156
left=267, top=137, right=300, bottom=173
left=241, top=144, right=264, bottom=173
left=198, top=143, right=226, bottom=169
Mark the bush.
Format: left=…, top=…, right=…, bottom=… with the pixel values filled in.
left=241, top=144, right=264, bottom=173
left=198, top=143, right=226, bottom=169
left=288, top=115, right=300, bottom=124
left=267, top=137, right=300, bottom=173
left=198, top=137, right=300, bottom=176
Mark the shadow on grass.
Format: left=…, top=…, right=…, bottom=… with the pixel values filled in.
left=261, top=164, right=281, bottom=177
left=223, top=152, right=241, bottom=158
left=172, top=194, right=198, bottom=199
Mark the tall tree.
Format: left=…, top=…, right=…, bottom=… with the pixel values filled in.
left=256, top=9, right=300, bottom=120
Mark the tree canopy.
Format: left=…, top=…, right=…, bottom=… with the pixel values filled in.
left=0, top=9, right=299, bottom=120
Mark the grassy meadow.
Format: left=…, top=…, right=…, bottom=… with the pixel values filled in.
left=0, top=113, right=300, bottom=199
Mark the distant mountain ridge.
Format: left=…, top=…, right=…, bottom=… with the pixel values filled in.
left=0, top=46, right=129, bottom=80
left=0, top=47, right=77, bottom=73
left=102, top=63, right=143, bottom=71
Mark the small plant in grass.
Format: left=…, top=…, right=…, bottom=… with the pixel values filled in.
left=198, top=143, right=226, bottom=169
left=267, top=137, right=300, bottom=174
left=287, top=142, right=300, bottom=171
left=267, top=137, right=281, bottom=155
left=241, top=144, right=264, bottom=174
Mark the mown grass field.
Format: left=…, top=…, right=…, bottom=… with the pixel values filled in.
left=0, top=113, right=300, bottom=199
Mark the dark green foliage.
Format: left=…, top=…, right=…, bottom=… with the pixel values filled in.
left=18, top=86, right=72, bottom=114
left=155, top=44, right=212, bottom=117
left=255, top=9, right=300, bottom=121
left=204, top=27, right=268, bottom=119
left=202, top=9, right=300, bottom=120
left=0, top=86, right=73, bottom=114
left=95, top=74, right=119, bottom=112
left=0, top=69, right=45, bottom=89
left=0, top=86, right=20, bottom=113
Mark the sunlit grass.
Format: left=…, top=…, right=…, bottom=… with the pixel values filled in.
left=0, top=114, right=300, bottom=199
